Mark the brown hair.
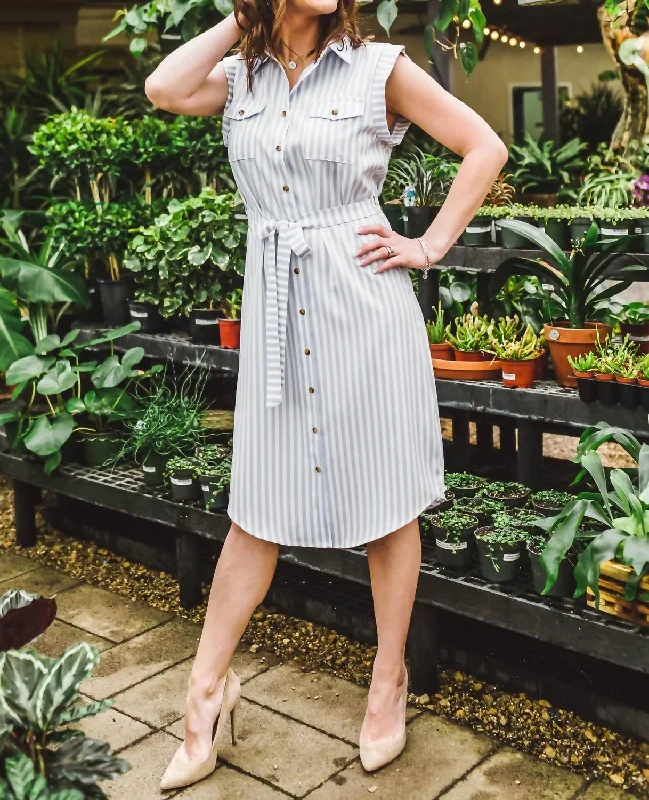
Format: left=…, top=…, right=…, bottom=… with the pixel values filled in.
left=233, top=0, right=366, bottom=90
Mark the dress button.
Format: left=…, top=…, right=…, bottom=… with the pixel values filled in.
left=315, top=466, right=322, bottom=473
left=294, top=267, right=300, bottom=274
left=309, top=387, right=315, bottom=394
left=282, top=184, right=289, bottom=192
left=312, top=427, right=318, bottom=434
left=304, top=348, right=310, bottom=355
left=276, top=145, right=281, bottom=151
left=299, top=308, right=305, bottom=315
left=281, top=110, right=287, bottom=117
left=239, top=109, right=245, bottom=115
left=331, top=109, right=338, bottom=115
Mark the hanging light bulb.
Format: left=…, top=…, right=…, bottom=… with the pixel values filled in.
left=519, top=41, right=526, bottom=48
left=493, top=0, right=502, bottom=5
left=484, top=27, right=491, bottom=36
left=577, top=45, right=584, bottom=53
left=509, top=37, right=518, bottom=46
left=490, top=30, right=499, bottom=40
left=534, top=46, right=541, bottom=54
left=501, top=34, right=509, bottom=43
left=462, top=18, right=472, bottom=28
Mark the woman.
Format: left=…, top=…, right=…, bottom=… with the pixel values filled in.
left=145, top=0, right=507, bottom=789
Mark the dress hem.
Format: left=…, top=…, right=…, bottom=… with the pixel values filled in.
left=227, top=485, right=447, bottom=549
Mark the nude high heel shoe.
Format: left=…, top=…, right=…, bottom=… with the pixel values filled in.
left=160, top=667, right=241, bottom=791
left=359, top=669, right=408, bottom=773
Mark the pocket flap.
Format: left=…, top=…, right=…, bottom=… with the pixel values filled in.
left=309, top=98, right=364, bottom=121
left=224, top=96, right=268, bottom=120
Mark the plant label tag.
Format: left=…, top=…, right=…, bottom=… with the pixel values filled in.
left=466, top=225, right=491, bottom=234
left=503, top=552, right=520, bottom=562
left=195, top=318, right=219, bottom=326
left=171, top=477, right=193, bottom=486
left=601, top=228, right=627, bottom=237
left=538, top=226, right=546, bottom=233
left=201, top=485, right=210, bottom=492
left=130, top=311, right=148, bottom=318
left=635, top=226, right=643, bottom=234
left=142, top=465, right=156, bottom=473
left=436, top=539, right=468, bottom=550
left=502, top=372, right=516, bottom=381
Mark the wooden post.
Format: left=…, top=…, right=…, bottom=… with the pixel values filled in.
left=517, top=420, right=543, bottom=489
left=408, top=601, right=440, bottom=695
left=541, top=46, right=560, bottom=141
left=176, top=533, right=203, bottom=609
left=14, top=480, right=36, bottom=548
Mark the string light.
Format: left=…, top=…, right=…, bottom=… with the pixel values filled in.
left=493, top=0, right=502, bottom=5
left=462, top=18, right=472, bottom=29
left=576, top=45, right=584, bottom=53
left=509, top=37, right=517, bottom=46
left=534, top=46, right=541, bottom=54
left=519, top=41, right=526, bottom=48
left=484, top=27, right=490, bottom=36
left=490, top=29, right=499, bottom=39
left=500, top=34, right=509, bottom=42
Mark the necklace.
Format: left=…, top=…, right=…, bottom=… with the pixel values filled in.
left=288, top=59, right=297, bottom=70
left=283, top=45, right=316, bottom=71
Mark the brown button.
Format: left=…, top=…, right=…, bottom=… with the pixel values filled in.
left=281, top=110, right=287, bottom=117
left=331, top=109, right=338, bottom=115
left=282, top=184, right=289, bottom=192
left=308, top=387, right=315, bottom=394
left=315, top=466, right=322, bottom=473
left=304, top=348, right=310, bottom=355
left=276, top=145, right=281, bottom=151
left=238, top=109, right=245, bottom=115
left=299, top=308, right=305, bottom=315
left=312, top=427, right=318, bottom=434
left=294, top=267, right=300, bottom=274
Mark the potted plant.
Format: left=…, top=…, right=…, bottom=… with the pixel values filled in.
left=444, top=472, right=487, bottom=498
left=490, top=220, right=645, bottom=387
left=495, top=204, right=539, bottom=249
left=481, top=481, right=530, bottom=508
left=445, top=313, right=493, bottom=362
left=526, top=532, right=582, bottom=598
left=486, top=324, right=544, bottom=389
left=508, top=134, right=586, bottom=207
left=426, top=301, right=453, bottom=360
left=454, top=495, right=507, bottom=525
left=577, top=146, right=636, bottom=213
left=531, top=489, right=573, bottom=517
left=165, top=454, right=201, bottom=501
left=196, top=443, right=231, bottom=510
left=462, top=205, right=494, bottom=247
left=567, top=351, right=598, bottom=402
left=620, top=301, right=649, bottom=354
left=492, top=509, right=541, bottom=534
left=615, top=360, right=640, bottom=409
left=219, top=287, right=243, bottom=349
left=427, top=509, right=479, bottom=567
left=637, top=354, right=649, bottom=410
left=474, top=524, right=526, bottom=582
left=570, top=207, right=595, bottom=243
left=128, top=298, right=164, bottom=334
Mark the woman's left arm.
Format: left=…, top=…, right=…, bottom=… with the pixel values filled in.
left=357, top=52, right=509, bottom=273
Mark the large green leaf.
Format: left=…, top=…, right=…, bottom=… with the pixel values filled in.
left=580, top=451, right=612, bottom=518
left=459, top=42, right=479, bottom=76
left=540, top=499, right=587, bottom=593
left=0, top=259, right=89, bottom=307
left=91, top=347, right=144, bottom=388
left=37, top=360, right=78, bottom=395
left=497, top=219, right=570, bottom=270
left=0, top=290, right=33, bottom=372
left=5, top=354, right=55, bottom=385
left=574, top=529, right=628, bottom=602
left=4, top=753, right=38, bottom=799
left=48, top=735, right=131, bottom=785
left=0, top=650, right=48, bottom=728
left=23, top=413, right=75, bottom=457
left=35, top=642, right=100, bottom=729
left=377, top=0, right=398, bottom=34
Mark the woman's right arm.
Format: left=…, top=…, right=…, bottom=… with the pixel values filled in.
left=144, top=12, right=243, bottom=117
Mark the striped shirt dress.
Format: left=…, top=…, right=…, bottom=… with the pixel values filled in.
left=221, top=36, right=446, bottom=548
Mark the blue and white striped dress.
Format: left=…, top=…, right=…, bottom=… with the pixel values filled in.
left=222, top=36, right=446, bottom=548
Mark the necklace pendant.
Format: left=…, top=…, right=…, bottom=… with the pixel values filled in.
left=287, top=59, right=297, bottom=70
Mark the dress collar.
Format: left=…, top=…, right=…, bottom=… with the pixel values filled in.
left=237, top=35, right=353, bottom=74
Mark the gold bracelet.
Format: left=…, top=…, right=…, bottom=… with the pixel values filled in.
left=416, top=236, right=431, bottom=280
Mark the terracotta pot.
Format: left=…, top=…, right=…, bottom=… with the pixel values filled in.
left=616, top=376, right=637, bottom=385
left=500, top=359, right=537, bottom=389
left=218, top=318, right=241, bottom=349
left=594, top=373, right=614, bottom=382
left=573, top=370, right=595, bottom=380
left=453, top=349, right=485, bottom=362
left=639, top=378, right=649, bottom=388
left=543, top=322, right=612, bottom=388
left=532, top=351, right=547, bottom=381
left=429, top=343, right=454, bottom=360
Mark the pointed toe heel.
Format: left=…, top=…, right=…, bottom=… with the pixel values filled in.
left=359, top=669, right=408, bottom=773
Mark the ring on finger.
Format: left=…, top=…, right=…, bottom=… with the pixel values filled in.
left=384, top=244, right=395, bottom=258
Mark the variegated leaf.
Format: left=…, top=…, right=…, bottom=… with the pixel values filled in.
left=0, top=650, right=48, bottom=727
left=35, top=642, right=99, bottom=729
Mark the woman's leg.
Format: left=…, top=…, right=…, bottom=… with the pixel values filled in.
left=363, top=517, right=421, bottom=739
left=183, top=522, right=279, bottom=759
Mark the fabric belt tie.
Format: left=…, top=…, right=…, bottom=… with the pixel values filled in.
left=248, top=198, right=383, bottom=409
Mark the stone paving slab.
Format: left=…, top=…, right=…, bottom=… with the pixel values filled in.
left=0, top=565, right=79, bottom=596
left=113, top=659, right=193, bottom=729
left=0, top=552, right=40, bottom=581
left=35, top=619, right=113, bottom=659
left=54, top=583, right=172, bottom=643
left=581, top=781, right=640, bottom=800
left=176, top=765, right=288, bottom=799
left=241, top=663, right=420, bottom=744
left=84, top=618, right=201, bottom=700
left=214, top=698, right=357, bottom=797
left=306, top=713, right=494, bottom=800
left=438, top=746, right=583, bottom=799
left=77, top=700, right=152, bottom=753
left=105, top=730, right=180, bottom=799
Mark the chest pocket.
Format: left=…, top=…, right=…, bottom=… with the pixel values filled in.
left=304, top=98, right=365, bottom=164
left=223, top=96, right=268, bottom=161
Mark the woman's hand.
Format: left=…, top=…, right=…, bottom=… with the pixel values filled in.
left=355, top=224, right=447, bottom=274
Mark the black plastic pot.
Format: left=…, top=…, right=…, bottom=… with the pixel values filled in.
left=596, top=378, right=618, bottom=406
left=157, top=22, right=183, bottom=53
left=569, top=217, right=592, bottom=243
left=0, top=420, right=20, bottom=452
left=641, top=385, right=649, bottom=411
left=97, top=279, right=134, bottom=328
left=617, top=381, right=640, bottom=410
left=81, top=434, right=122, bottom=468
left=190, top=309, right=221, bottom=345
left=61, top=433, right=83, bottom=464
left=476, top=534, right=522, bottom=583
left=128, top=302, right=163, bottom=334
left=542, top=219, right=569, bottom=250
left=169, top=468, right=201, bottom=501
left=462, top=215, right=493, bottom=247
left=200, top=475, right=229, bottom=511
left=404, top=207, right=437, bottom=239
left=485, top=489, right=529, bottom=509
left=497, top=217, right=534, bottom=249
left=639, top=221, right=649, bottom=254
left=75, top=276, right=103, bottom=324
left=446, top=482, right=484, bottom=499
left=141, top=451, right=169, bottom=487
left=528, top=548, right=576, bottom=598
left=597, top=220, right=630, bottom=244
left=531, top=501, right=564, bottom=518
left=432, top=526, right=476, bottom=568
left=576, top=376, right=597, bottom=403
left=381, top=204, right=405, bottom=236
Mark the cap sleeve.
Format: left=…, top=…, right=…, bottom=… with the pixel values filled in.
left=372, top=43, right=412, bottom=147
left=221, top=53, right=240, bottom=147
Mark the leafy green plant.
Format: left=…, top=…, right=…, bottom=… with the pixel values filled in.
left=474, top=525, right=526, bottom=570
left=560, top=80, right=624, bottom=151
left=220, top=288, right=243, bottom=320
left=165, top=454, right=200, bottom=478
left=454, top=496, right=507, bottom=520
left=487, top=324, right=543, bottom=361
left=483, top=173, right=515, bottom=207
left=384, top=146, right=459, bottom=207
left=595, top=334, right=639, bottom=376
left=490, top=220, right=648, bottom=329
left=443, top=472, right=487, bottom=491
left=621, top=301, right=649, bottom=326
left=492, top=509, right=541, bottom=533
left=425, top=302, right=446, bottom=344
left=480, top=481, right=529, bottom=501
left=577, top=146, right=636, bottom=209
left=531, top=489, right=574, bottom=511
left=535, top=422, right=649, bottom=602
left=508, top=135, right=586, bottom=198
left=428, top=510, right=478, bottom=550
left=124, top=189, right=245, bottom=319
left=567, top=351, right=599, bottom=374
left=445, top=313, right=493, bottom=353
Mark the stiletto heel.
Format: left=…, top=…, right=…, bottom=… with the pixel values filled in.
left=160, top=667, right=242, bottom=791
left=359, top=668, right=408, bottom=773
left=230, top=704, right=238, bottom=745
